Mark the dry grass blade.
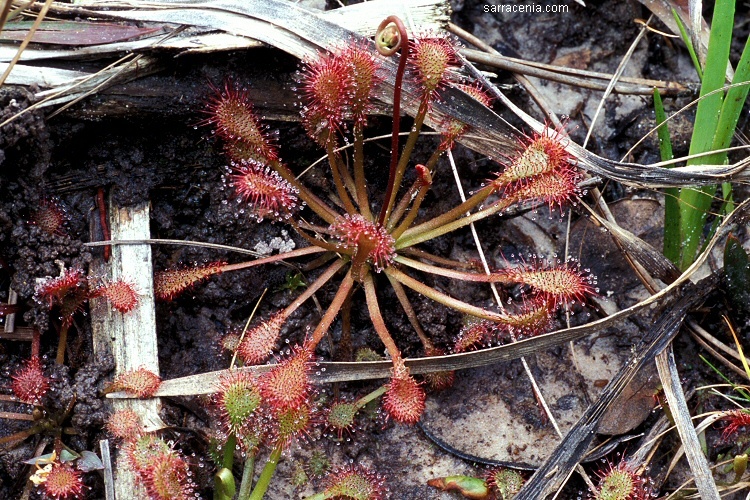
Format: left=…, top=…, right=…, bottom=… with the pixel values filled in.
left=0, top=0, right=11, bottom=35
left=99, top=439, right=115, bottom=500
left=110, top=282, right=687, bottom=398
left=656, top=345, right=720, bottom=499
left=461, top=47, right=686, bottom=96
left=0, top=0, right=53, bottom=86
left=457, top=47, right=688, bottom=95
left=689, top=330, right=750, bottom=380
left=514, top=274, right=717, bottom=499
left=688, top=319, right=750, bottom=379
left=0, top=55, right=164, bottom=129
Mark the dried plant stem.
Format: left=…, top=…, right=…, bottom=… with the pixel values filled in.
left=0, top=411, right=34, bottom=421
left=0, top=0, right=54, bottom=87
left=0, top=421, right=52, bottom=446
left=655, top=345, right=720, bottom=499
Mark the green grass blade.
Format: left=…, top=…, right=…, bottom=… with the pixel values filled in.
left=654, top=88, right=680, bottom=265
left=688, top=26, right=750, bottom=264
left=713, top=34, right=750, bottom=158
left=672, top=7, right=703, bottom=79
left=678, top=0, right=735, bottom=270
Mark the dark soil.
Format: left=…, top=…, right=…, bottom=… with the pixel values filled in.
left=1, top=0, right=749, bottom=499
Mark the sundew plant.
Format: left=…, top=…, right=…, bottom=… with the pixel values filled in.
left=113, top=15, right=598, bottom=499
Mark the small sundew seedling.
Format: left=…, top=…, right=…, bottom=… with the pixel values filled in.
left=323, top=400, right=359, bottom=439
left=590, top=457, right=652, bottom=500
left=486, top=467, right=525, bottom=499
left=40, top=461, right=86, bottom=500
left=276, top=271, right=307, bottom=292
left=11, top=358, right=49, bottom=405
left=106, top=409, right=144, bottom=441
left=35, top=268, right=87, bottom=312
left=30, top=196, right=68, bottom=236
left=92, top=279, right=139, bottom=313
left=305, top=464, right=388, bottom=500
left=36, top=267, right=140, bottom=363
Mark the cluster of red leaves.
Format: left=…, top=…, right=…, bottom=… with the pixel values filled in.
left=300, top=43, right=381, bottom=137
left=107, top=367, right=162, bottom=398
left=208, top=348, right=317, bottom=453
left=105, top=411, right=197, bottom=500
left=718, top=409, right=750, bottom=442
left=124, top=435, right=197, bottom=500
left=330, top=214, right=396, bottom=273
left=491, top=126, right=583, bottom=211
left=36, top=268, right=139, bottom=322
